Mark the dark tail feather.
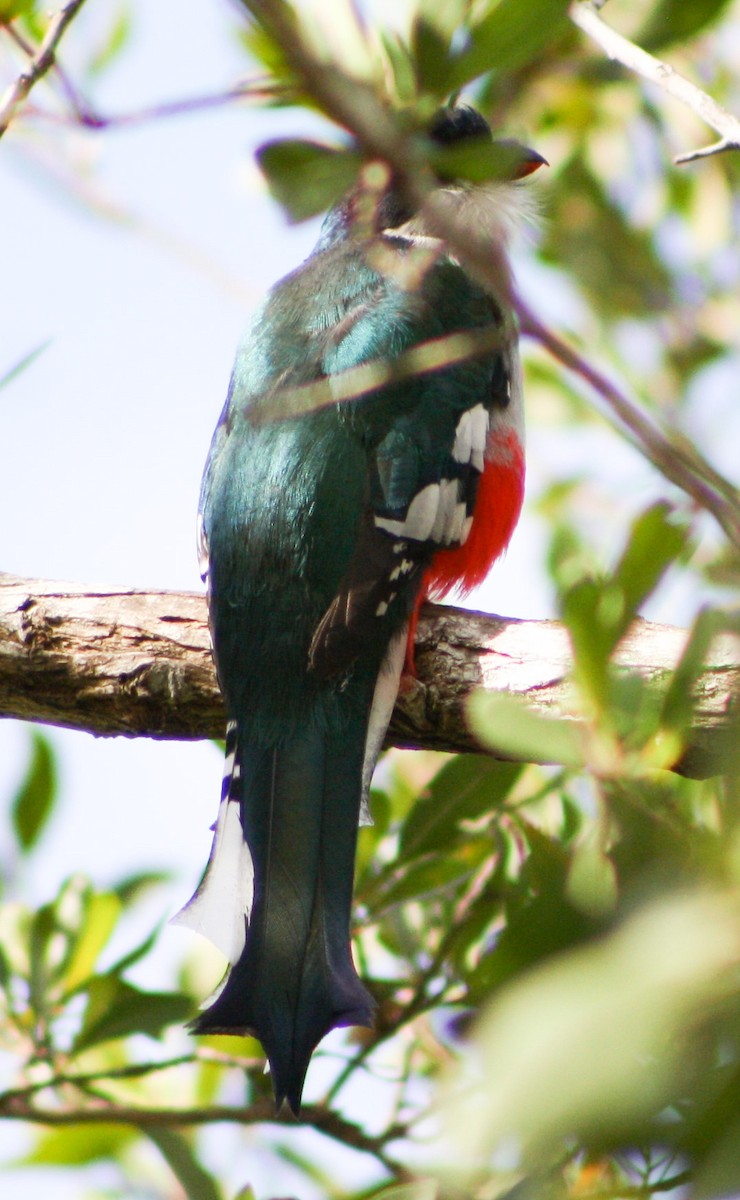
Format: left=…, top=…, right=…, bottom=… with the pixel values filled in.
left=191, top=721, right=374, bottom=1113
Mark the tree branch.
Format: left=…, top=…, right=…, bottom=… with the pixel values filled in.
left=570, top=1, right=740, bottom=164
left=0, top=1, right=88, bottom=139
left=1, top=574, right=737, bottom=779
left=0, top=1092, right=408, bottom=1174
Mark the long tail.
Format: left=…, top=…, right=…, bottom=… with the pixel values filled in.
left=190, top=720, right=374, bottom=1114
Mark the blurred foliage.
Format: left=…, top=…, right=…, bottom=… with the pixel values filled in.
left=257, top=137, right=364, bottom=222
left=2, top=0, right=740, bottom=1198
left=83, top=3, right=132, bottom=79
left=10, top=727, right=57, bottom=853
left=0, top=340, right=51, bottom=393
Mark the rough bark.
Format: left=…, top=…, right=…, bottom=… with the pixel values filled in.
left=1, top=573, right=738, bottom=778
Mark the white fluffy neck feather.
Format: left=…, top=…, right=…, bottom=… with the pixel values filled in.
left=390, top=180, right=538, bottom=248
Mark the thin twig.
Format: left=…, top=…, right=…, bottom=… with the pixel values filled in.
left=0, top=0, right=88, bottom=139
left=0, top=1047, right=370, bottom=1133
left=570, top=1, right=740, bottom=164
left=4, top=17, right=277, bottom=129
left=326, top=916, right=469, bottom=1108
left=3, top=17, right=88, bottom=120
left=38, top=81, right=281, bottom=130
left=0, top=1055, right=200, bottom=1104
left=584, top=1173, right=693, bottom=1199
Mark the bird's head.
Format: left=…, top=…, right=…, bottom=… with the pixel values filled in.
left=382, top=104, right=546, bottom=244
left=316, top=104, right=545, bottom=254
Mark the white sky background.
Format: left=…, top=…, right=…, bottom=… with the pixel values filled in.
left=0, top=0, right=730, bottom=1195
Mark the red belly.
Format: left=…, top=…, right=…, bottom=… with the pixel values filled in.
left=425, top=431, right=525, bottom=599
left=403, top=431, right=524, bottom=673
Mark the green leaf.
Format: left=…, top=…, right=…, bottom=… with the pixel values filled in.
left=466, top=885, right=596, bottom=1001
left=410, top=0, right=469, bottom=96
left=59, top=891, right=122, bottom=996
left=28, top=901, right=57, bottom=1010
left=566, top=832, right=618, bottom=918
left=0, top=903, right=31, bottom=979
left=431, top=135, right=543, bottom=184
left=416, top=0, right=468, bottom=41
left=112, top=869, right=170, bottom=904
left=561, top=503, right=689, bottom=711
left=638, top=0, right=734, bottom=50
left=0, top=943, right=11, bottom=991
left=412, top=19, right=455, bottom=97
left=469, top=692, right=584, bottom=768
left=546, top=517, right=600, bottom=589
left=541, top=161, right=673, bottom=316
left=239, top=3, right=298, bottom=80
left=370, top=1182, right=439, bottom=1200
left=658, top=607, right=726, bottom=743
left=443, top=891, right=740, bottom=1170
left=0, top=340, right=50, bottom=391
left=444, top=882, right=506, bottom=977
left=86, top=4, right=132, bottom=77
left=146, top=1129, right=222, bottom=1200
left=22, top=1123, right=135, bottom=1166
left=560, top=576, right=615, bottom=709
left=257, top=138, right=363, bottom=222
left=448, top=0, right=571, bottom=89
left=400, top=756, right=521, bottom=859
left=380, top=31, right=418, bottom=105
left=11, top=729, right=58, bottom=853
left=611, top=503, right=689, bottom=634
left=705, top=546, right=740, bottom=590
left=371, top=851, right=480, bottom=911
left=29, top=879, right=115, bottom=1005
left=694, top=1116, right=740, bottom=1198
left=105, top=923, right=160, bottom=977
left=0, top=0, right=36, bottom=21
left=305, top=2, right=381, bottom=84
left=16, top=4, right=44, bottom=39
left=73, top=975, right=192, bottom=1052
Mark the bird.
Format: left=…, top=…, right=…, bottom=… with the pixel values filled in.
left=173, top=104, right=544, bottom=1115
